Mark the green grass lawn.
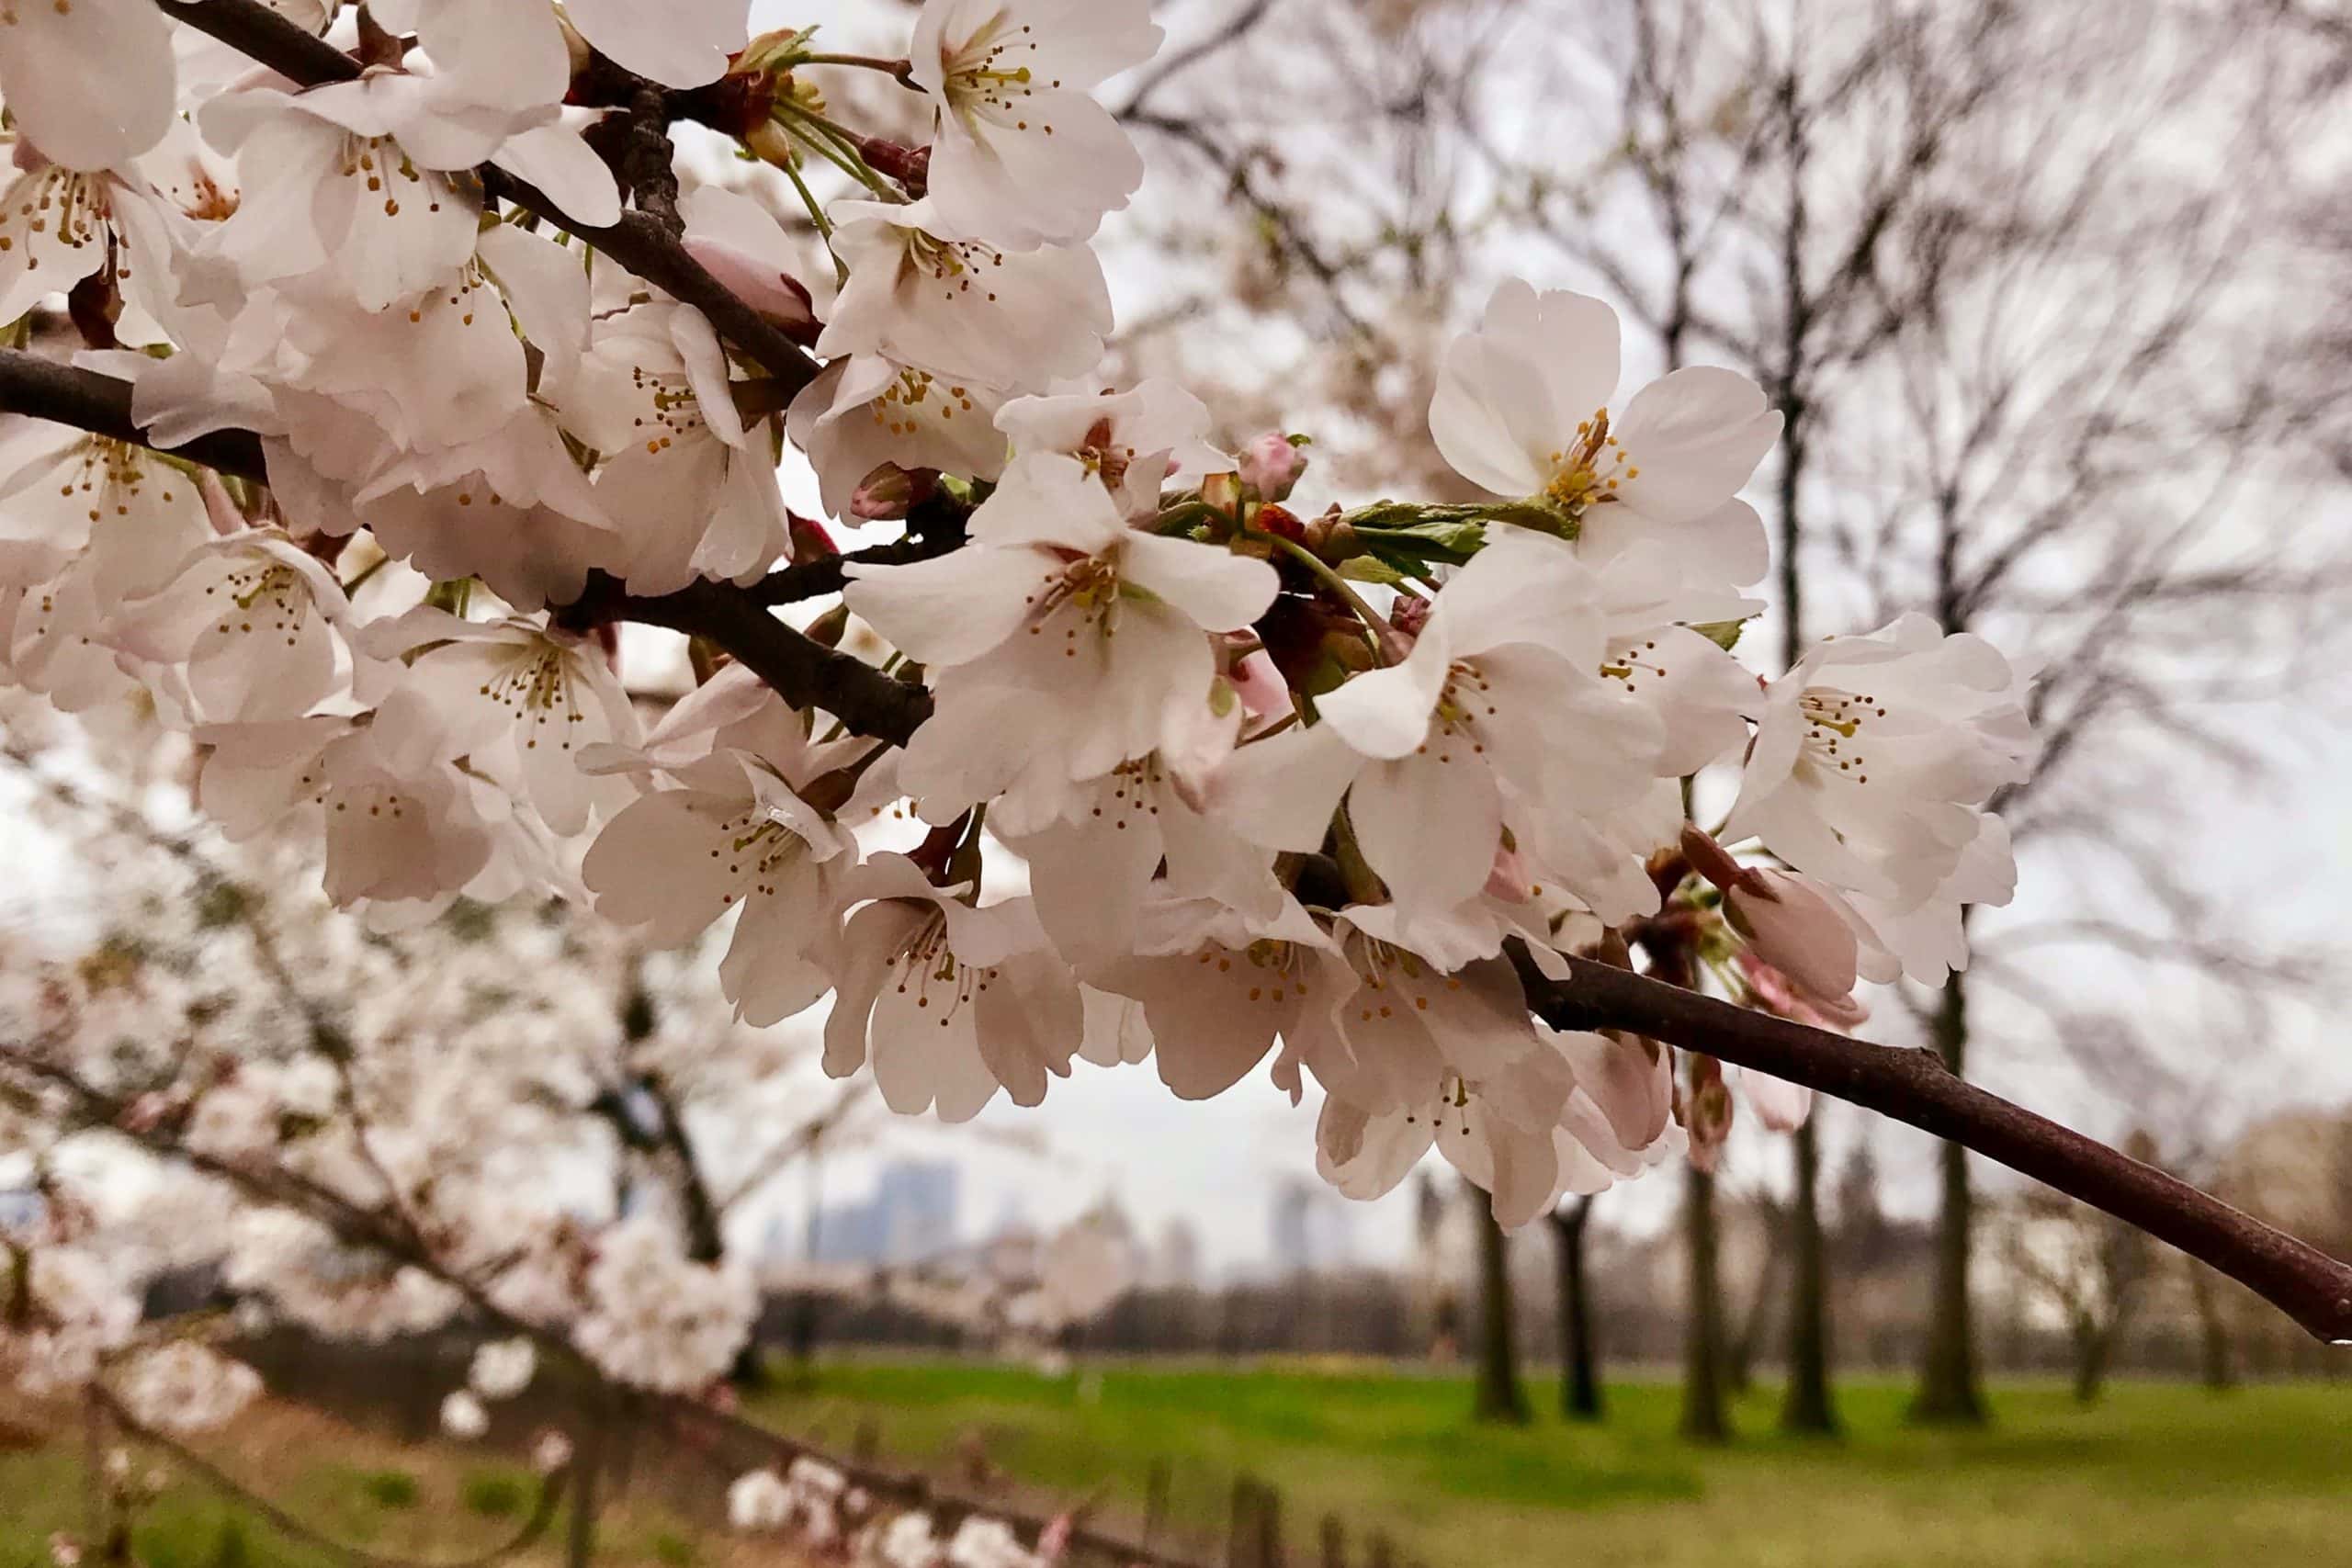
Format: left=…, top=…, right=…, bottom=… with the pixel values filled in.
left=746, top=1362, right=2352, bottom=1568
left=8, top=1369, right=2348, bottom=1568
left=0, top=1402, right=725, bottom=1568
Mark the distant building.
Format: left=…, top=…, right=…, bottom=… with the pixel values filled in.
left=1148, top=1217, right=1204, bottom=1290
left=1267, top=1175, right=1354, bottom=1275
left=813, top=1158, right=961, bottom=1265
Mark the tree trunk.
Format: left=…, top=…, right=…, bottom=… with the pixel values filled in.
left=1471, top=1188, right=1529, bottom=1424
left=1781, top=1116, right=1839, bottom=1434
left=1679, top=1165, right=1732, bottom=1443
left=1913, top=966, right=1988, bottom=1426
left=1547, top=1197, right=1603, bottom=1421
left=1724, top=1233, right=1775, bottom=1396
left=2188, top=1265, right=2235, bottom=1393
left=2071, top=1318, right=2110, bottom=1406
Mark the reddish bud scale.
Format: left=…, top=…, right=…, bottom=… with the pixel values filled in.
left=1253, top=502, right=1306, bottom=542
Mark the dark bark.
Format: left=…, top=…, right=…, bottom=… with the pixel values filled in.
left=1547, top=1197, right=1604, bottom=1420
left=1913, top=966, right=1989, bottom=1425
left=1471, top=1188, right=1530, bottom=1425
left=2070, top=1317, right=2112, bottom=1406
left=1725, top=1202, right=1785, bottom=1396
left=1781, top=1116, right=1840, bottom=1433
left=1679, top=1166, right=1732, bottom=1443
left=2189, top=1265, right=2237, bottom=1392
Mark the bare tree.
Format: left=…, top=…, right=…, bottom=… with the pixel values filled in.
left=1470, top=1183, right=1531, bottom=1424
left=1547, top=1196, right=1605, bottom=1420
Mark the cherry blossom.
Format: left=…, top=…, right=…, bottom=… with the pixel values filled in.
left=822, top=855, right=1084, bottom=1120
left=1429, top=279, right=1781, bottom=581
left=847, top=453, right=1278, bottom=820
left=363, top=609, right=640, bottom=836
left=1216, top=530, right=1667, bottom=921
left=0, top=0, right=176, bottom=172
left=111, top=530, right=356, bottom=723
left=817, top=197, right=1114, bottom=392
left=911, top=0, right=1161, bottom=249
left=1723, top=613, right=2033, bottom=977
left=566, top=301, right=794, bottom=594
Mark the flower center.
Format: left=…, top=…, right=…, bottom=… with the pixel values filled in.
left=627, top=363, right=706, bottom=455
left=205, top=561, right=309, bottom=649
left=1541, top=407, right=1639, bottom=516
left=1600, top=636, right=1669, bottom=694
left=1023, top=553, right=1126, bottom=655
left=1798, top=687, right=1886, bottom=784
left=1, top=166, right=108, bottom=263
left=1419, top=662, right=1496, bottom=765
left=1193, top=938, right=1309, bottom=1008
left=902, top=227, right=1006, bottom=305
left=480, top=646, right=586, bottom=751
left=1348, top=937, right=1466, bottom=1024
left=888, top=914, right=997, bottom=1030
left=335, top=133, right=436, bottom=220
left=1075, top=415, right=1137, bottom=492
left=707, top=803, right=812, bottom=906
left=868, top=367, right=976, bottom=436
left=943, top=15, right=1060, bottom=133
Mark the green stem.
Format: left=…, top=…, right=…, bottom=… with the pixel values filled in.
left=775, top=105, right=902, bottom=199
left=777, top=153, right=848, bottom=286
left=1267, top=535, right=1400, bottom=664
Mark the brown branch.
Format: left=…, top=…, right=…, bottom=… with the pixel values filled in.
left=0, top=355, right=925, bottom=742
left=1513, top=946, right=2352, bottom=1344
left=0, top=348, right=267, bottom=479
left=556, top=571, right=932, bottom=745
left=154, top=0, right=821, bottom=387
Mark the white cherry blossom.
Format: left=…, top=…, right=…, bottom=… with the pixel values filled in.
left=995, top=379, right=1228, bottom=517
left=817, top=197, right=1113, bottom=392
left=363, top=609, right=640, bottom=837
left=847, top=454, right=1277, bottom=820
left=0, top=0, right=176, bottom=172
left=822, top=855, right=1084, bottom=1121
left=1214, top=531, right=1667, bottom=921
left=786, top=354, right=1010, bottom=524
left=565, top=301, right=792, bottom=594
left=111, top=530, right=356, bottom=723
left=1723, top=613, right=2032, bottom=964
left=911, top=0, right=1161, bottom=248
left=1430, top=278, right=1781, bottom=582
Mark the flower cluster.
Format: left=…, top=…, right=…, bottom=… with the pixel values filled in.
left=0, top=0, right=2034, bottom=1244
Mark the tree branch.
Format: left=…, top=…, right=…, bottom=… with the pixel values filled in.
left=1513, top=946, right=2352, bottom=1344
left=0, top=348, right=267, bottom=479
left=154, top=0, right=822, bottom=387
left=0, top=354, right=927, bottom=743
left=556, top=571, right=932, bottom=745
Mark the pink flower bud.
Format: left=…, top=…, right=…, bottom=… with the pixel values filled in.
left=679, top=231, right=817, bottom=329
left=1388, top=592, right=1432, bottom=644
left=788, top=512, right=839, bottom=560
left=1736, top=949, right=1870, bottom=1032
left=848, top=464, right=933, bottom=522
left=1741, top=1068, right=1814, bottom=1133
left=1240, top=431, right=1309, bottom=502
left=1484, top=840, right=1532, bottom=902
left=1725, top=867, right=1861, bottom=1006
left=1228, top=649, right=1294, bottom=728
